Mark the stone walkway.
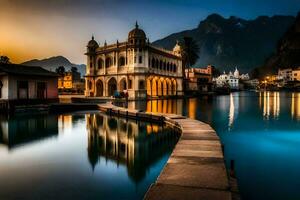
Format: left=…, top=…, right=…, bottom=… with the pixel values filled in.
left=98, top=103, right=232, bottom=200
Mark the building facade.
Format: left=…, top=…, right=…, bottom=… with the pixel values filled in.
left=58, top=71, right=81, bottom=89
left=214, top=67, right=249, bottom=90
left=278, top=68, right=293, bottom=81
left=85, top=23, right=183, bottom=99
left=292, top=67, right=300, bottom=81
left=185, top=65, right=213, bottom=92
left=0, top=64, right=58, bottom=109
left=58, top=70, right=84, bottom=93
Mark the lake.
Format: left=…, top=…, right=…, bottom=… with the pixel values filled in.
left=0, top=112, right=179, bottom=200
left=1, top=91, right=299, bottom=200
left=132, top=91, right=300, bottom=200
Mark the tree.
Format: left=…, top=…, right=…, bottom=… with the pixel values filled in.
left=0, top=56, right=10, bottom=64
left=56, top=66, right=65, bottom=75
left=71, top=66, right=78, bottom=73
left=180, top=37, right=200, bottom=89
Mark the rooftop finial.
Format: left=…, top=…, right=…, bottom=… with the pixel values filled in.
left=92, top=35, right=94, bottom=40
left=135, top=21, right=139, bottom=29
left=104, top=40, right=107, bottom=46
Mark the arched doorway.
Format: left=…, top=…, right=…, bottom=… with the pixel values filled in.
left=163, top=79, right=168, bottom=96
left=157, top=79, right=163, bottom=96
left=147, top=78, right=152, bottom=96
left=96, top=80, right=103, bottom=97
left=108, top=78, right=117, bottom=96
left=119, top=78, right=127, bottom=91
left=172, top=80, right=177, bottom=95
left=152, top=78, right=158, bottom=96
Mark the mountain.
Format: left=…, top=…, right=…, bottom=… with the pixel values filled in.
left=21, top=56, right=86, bottom=77
left=153, top=14, right=296, bottom=73
left=252, top=12, right=300, bottom=78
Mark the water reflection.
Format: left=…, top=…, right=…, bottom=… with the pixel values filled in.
left=291, top=93, right=300, bottom=120
left=259, top=92, right=280, bottom=119
left=86, top=113, right=180, bottom=183
left=0, top=115, right=58, bottom=150
left=228, top=93, right=239, bottom=130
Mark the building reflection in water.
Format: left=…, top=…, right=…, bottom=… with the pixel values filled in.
left=291, top=93, right=300, bottom=120
left=86, top=113, right=180, bottom=183
left=0, top=115, right=58, bottom=150
left=228, top=93, right=239, bottom=130
left=145, top=99, right=183, bottom=115
left=260, top=91, right=280, bottom=119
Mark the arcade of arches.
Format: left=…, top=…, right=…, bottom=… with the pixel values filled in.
left=90, top=76, right=177, bottom=98
left=146, top=76, right=177, bottom=97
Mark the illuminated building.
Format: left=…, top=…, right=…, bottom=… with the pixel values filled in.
left=86, top=113, right=180, bottom=181
left=58, top=71, right=81, bottom=89
left=185, top=65, right=213, bottom=92
left=213, top=67, right=248, bottom=89
left=85, top=22, right=183, bottom=99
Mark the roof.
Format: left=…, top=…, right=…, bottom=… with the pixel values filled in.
left=0, top=63, right=58, bottom=77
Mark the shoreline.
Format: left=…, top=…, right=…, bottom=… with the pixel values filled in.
left=97, top=103, right=233, bottom=200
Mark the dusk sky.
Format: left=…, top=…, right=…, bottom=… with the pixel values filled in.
left=1, top=0, right=299, bottom=64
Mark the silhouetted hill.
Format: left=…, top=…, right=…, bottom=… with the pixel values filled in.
left=153, top=14, right=295, bottom=73
left=22, top=56, right=86, bottom=76
left=252, top=12, right=300, bottom=78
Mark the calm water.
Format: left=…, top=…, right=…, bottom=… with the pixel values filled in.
left=1, top=92, right=299, bottom=200
left=0, top=112, right=179, bottom=200
left=130, top=91, right=300, bottom=200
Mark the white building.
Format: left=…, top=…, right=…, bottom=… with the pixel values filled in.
left=85, top=22, right=183, bottom=100
left=278, top=68, right=293, bottom=81
left=214, top=67, right=248, bottom=89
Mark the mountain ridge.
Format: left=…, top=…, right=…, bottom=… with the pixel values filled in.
left=22, top=56, right=86, bottom=76
left=153, top=13, right=296, bottom=73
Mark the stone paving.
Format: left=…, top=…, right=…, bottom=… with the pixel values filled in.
left=98, top=103, right=232, bottom=200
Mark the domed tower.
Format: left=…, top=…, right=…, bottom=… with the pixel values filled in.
left=86, top=36, right=99, bottom=75
left=234, top=67, right=239, bottom=78
left=128, top=21, right=146, bottom=46
left=173, top=40, right=182, bottom=56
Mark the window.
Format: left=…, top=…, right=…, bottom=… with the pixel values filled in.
left=98, top=59, right=104, bottom=69
left=105, top=57, right=112, bottom=68
left=139, top=56, right=142, bottom=64
left=128, top=79, right=132, bottom=89
left=119, top=57, right=126, bottom=66
left=89, top=81, right=92, bottom=90
left=18, top=81, right=28, bottom=99
left=139, top=80, right=145, bottom=90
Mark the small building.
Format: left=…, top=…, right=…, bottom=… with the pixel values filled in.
left=292, top=67, right=300, bottom=81
left=58, top=70, right=81, bottom=89
left=58, top=70, right=84, bottom=93
left=185, top=65, right=213, bottom=92
left=0, top=63, right=58, bottom=109
left=278, top=68, right=293, bottom=81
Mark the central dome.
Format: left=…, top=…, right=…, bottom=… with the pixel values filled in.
left=128, top=22, right=146, bottom=40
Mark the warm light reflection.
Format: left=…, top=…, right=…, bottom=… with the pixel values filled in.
left=86, top=113, right=180, bottom=181
left=146, top=99, right=181, bottom=115
left=291, top=93, right=300, bottom=120
left=188, top=98, right=197, bottom=119
left=58, top=115, right=73, bottom=133
left=261, top=92, right=280, bottom=119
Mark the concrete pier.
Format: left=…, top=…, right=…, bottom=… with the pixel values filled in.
left=97, top=103, right=232, bottom=200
